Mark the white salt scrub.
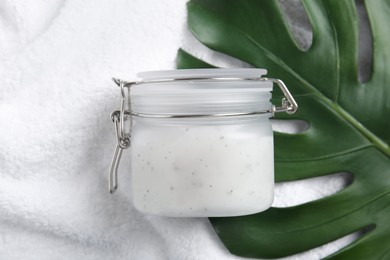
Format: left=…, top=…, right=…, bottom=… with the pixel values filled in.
left=131, top=116, right=274, bottom=217
left=126, top=69, right=292, bottom=217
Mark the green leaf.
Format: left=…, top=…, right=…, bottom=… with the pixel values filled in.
left=177, top=0, right=390, bottom=258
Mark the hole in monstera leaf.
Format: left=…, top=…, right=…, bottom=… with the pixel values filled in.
left=355, top=0, right=373, bottom=83
left=271, top=119, right=310, bottom=134
left=181, top=32, right=253, bottom=68
left=278, top=0, right=313, bottom=51
left=359, top=223, right=376, bottom=236
left=273, top=172, right=353, bottom=207
left=285, top=223, right=375, bottom=259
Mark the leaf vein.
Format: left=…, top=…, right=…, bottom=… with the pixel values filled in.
left=269, top=189, right=390, bottom=235
left=275, top=145, right=372, bottom=162
left=324, top=1, right=341, bottom=103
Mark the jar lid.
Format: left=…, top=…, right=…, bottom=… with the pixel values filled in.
left=132, top=69, right=272, bottom=117
left=137, top=68, right=267, bottom=81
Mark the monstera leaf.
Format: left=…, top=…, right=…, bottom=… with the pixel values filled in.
left=176, top=0, right=390, bottom=259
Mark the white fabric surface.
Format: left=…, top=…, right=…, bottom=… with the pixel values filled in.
left=0, top=0, right=359, bottom=259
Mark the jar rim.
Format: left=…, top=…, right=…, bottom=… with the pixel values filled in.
left=131, top=69, right=272, bottom=117
left=137, top=68, right=267, bottom=81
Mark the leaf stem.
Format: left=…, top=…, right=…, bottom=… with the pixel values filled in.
left=329, top=101, right=390, bottom=157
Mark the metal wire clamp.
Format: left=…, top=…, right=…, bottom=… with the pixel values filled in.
left=108, top=76, right=298, bottom=194
left=108, top=78, right=133, bottom=193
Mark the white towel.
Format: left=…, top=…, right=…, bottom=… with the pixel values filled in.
left=0, top=0, right=360, bottom=259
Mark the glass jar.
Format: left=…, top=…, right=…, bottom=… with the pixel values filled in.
left=108, top=69, right=297, bottom=217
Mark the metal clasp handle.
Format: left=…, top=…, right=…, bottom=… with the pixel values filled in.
left=108, top=78, right=134, bottom=194
left=262, top=78, right=298, bottom=116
